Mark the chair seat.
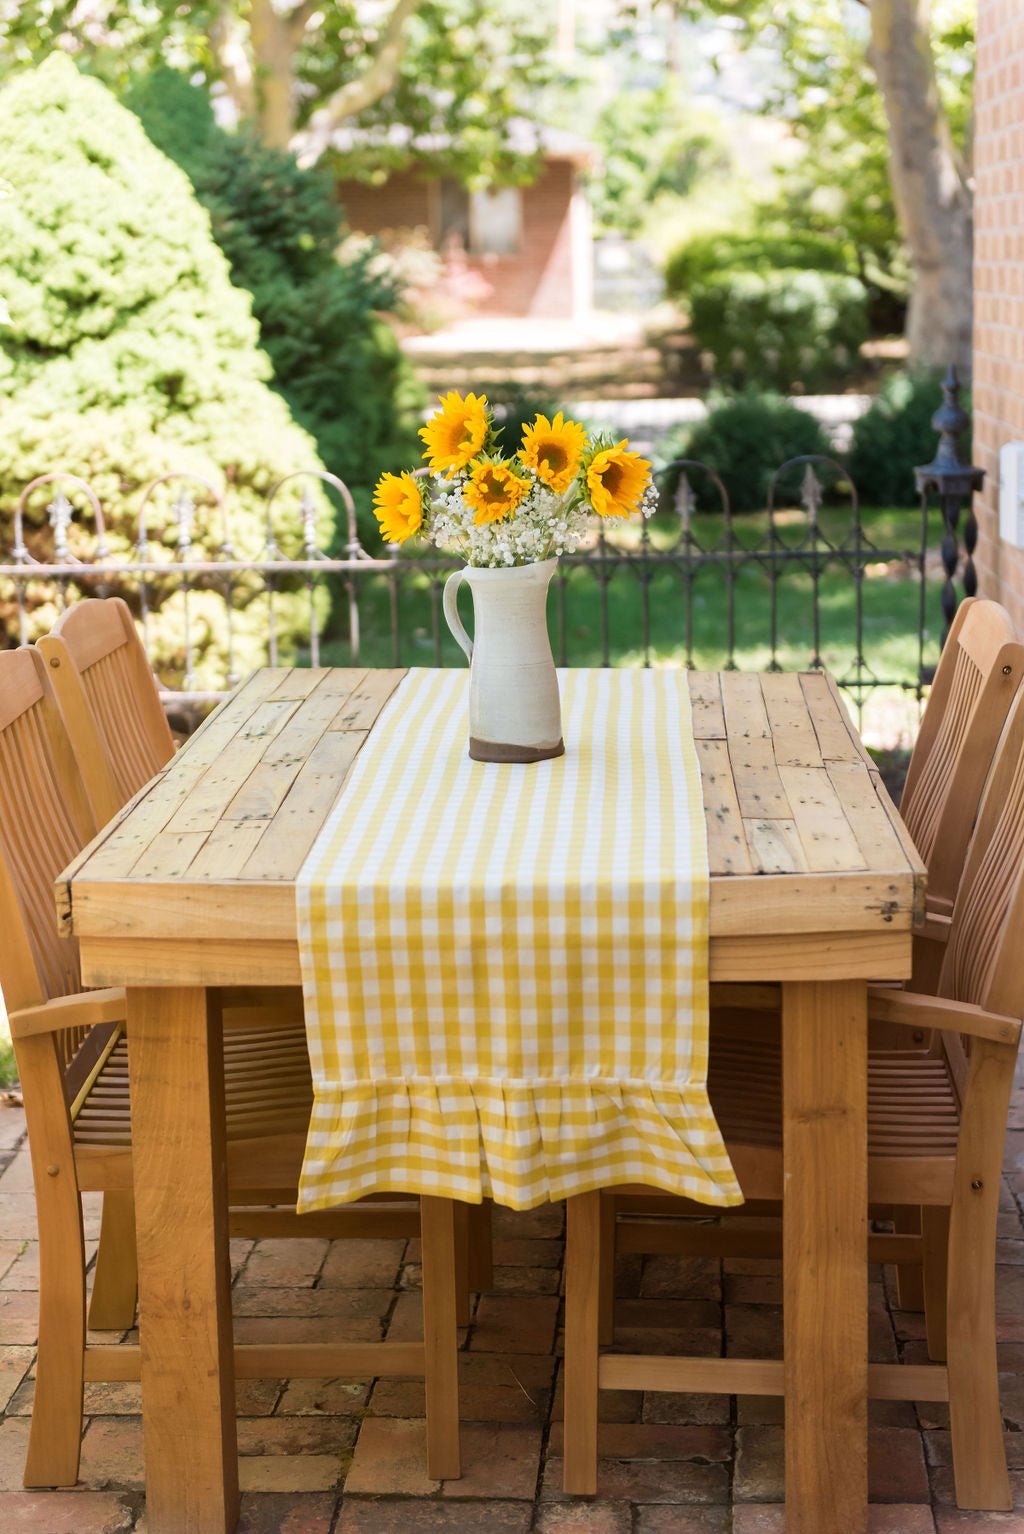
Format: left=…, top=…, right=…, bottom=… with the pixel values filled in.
left=709, top=1038, right=961, bottom=1162
left=72, top=1024, right=314, bottom=1148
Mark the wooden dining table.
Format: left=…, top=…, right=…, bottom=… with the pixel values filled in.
left=57, top=664, right=924, bottom=1534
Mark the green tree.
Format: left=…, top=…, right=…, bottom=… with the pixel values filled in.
left=740, top=0, right=973, bottom=366
left=0, top=1, right=554, bottom=174
left=655, top=0, right=974, bottom=366
left=587, top=83, right=728, bottom=238
left=0, top=54, right=329, bottom=686
left=125, top=68, right=423, bottom=503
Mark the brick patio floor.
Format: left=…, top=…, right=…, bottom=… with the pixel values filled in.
left=3, top=1061, right=1024, bottom=1534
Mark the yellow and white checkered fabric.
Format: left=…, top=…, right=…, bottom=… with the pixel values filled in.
left=296, top=668, right=741, bottom=1212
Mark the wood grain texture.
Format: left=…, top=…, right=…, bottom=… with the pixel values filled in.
left=127, top=986, right=239, bottom=1534
left=782, top=977, right=869, bottom=1534
left=63, top=668, right=924, bottom=969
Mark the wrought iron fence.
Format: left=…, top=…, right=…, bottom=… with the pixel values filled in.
left=0, top=375, right=980, bottom=742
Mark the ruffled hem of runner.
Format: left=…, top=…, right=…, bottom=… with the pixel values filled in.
left=297, top=1077, right=743, bottom=1212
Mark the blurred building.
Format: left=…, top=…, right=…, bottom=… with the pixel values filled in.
left=333, top=123, right=595, bottom=321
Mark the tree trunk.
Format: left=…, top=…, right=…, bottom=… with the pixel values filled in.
left=868, top=0, right=973, bottom=369
left=249, top=0, right=302, bottom=148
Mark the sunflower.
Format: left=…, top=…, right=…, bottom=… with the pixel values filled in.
left=419, top=391, right=490, bottom=477
left=586, top=440, right=652, bottom=518
left=520, top=411, right=588, bottom=494
left=462, top=458, right=531, bottom=525
left=373, top=471, right=425, bottom=545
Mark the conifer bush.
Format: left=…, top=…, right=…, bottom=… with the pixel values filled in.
left=125, top=68, right=424, bottom=514
left=0, top=55, right=329, bottom=686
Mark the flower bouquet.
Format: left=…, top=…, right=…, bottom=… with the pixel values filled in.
left=371, top=392, right=657, bottom=763
left=372, top=390, right=657, bottom=565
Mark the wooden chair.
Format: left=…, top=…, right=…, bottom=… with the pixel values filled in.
left=2, top=646, right=461, bottom=1488
left=900, top=595, right=1023, bottom=921
left=37, top=594, right=493, bottom=1312
left=37, top=596, right=174, bottom=826
left=564, top=685, right=1024, bottom=1509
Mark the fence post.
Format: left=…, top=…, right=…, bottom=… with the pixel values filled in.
left=914, top=363, right=984, bottom=645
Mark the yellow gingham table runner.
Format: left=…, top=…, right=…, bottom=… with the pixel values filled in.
left=296, top=668, right=741, bottom=1212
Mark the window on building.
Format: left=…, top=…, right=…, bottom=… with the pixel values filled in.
left=435, top=179, right=522, bottom=257
left=469, top=186, right=522, bottom=256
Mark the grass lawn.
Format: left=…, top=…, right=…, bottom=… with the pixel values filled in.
left=322, top=504, right=946, bottom=745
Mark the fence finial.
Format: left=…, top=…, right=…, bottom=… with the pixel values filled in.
left=915, top=363, right=984, bottom=640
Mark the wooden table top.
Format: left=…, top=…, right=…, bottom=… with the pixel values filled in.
left=59, top=667, right=925, bottom=987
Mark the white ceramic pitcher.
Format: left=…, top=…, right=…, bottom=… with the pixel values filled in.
left=442, top=557, right=564, bottom=762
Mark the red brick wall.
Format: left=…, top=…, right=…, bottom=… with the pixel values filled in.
left=973, top=0, right=1024, bottom=629
left=337, top=171, right=433, bottom=235
left=335, top=161, right=581, bottom=319
left=465, top=163, right=577, bottom=318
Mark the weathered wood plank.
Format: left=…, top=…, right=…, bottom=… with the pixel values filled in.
left=696, top=738, right=753, bottom=875
left=761, top=672, right=823, bottom=768
left=826, top=762, right=913, bottom=872
left=687, top=672, right=725, bottom=740
left=721, top=671, right=771, bottom=739
left=728, top=735, right=793, bottom=820
left=331, top=669, right=406, bottom=731
left=744, top=817, right=809, bottom=874
left=187, top=822, right=271, bottom=880
left=800, top=672, right=864, bottom=764
left=778, top=765, right=866, bottom=872
left=130, top=831, right=210, bottom=880
left=240, top=729, right=370, bottom=880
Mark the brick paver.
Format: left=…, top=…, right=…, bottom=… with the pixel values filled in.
left=2, top=1057, right=1024, bottom=1532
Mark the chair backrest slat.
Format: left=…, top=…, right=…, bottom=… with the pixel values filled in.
left=38, top=598, right=174, bottom=826
left=942, top=688, right=1024, bottom=1020
left=0, top=648, right=95, bottom=1025
left=901, top=598, right=1024, bottom=913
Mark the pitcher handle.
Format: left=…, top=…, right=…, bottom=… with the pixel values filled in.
left=443, top=568, right=473, bottom=661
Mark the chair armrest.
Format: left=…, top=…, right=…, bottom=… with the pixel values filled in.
left=8, top=988, right=126, bottom=1040
left=914, top=910, right=952, bottom=944
left=866, top=985, right=1021, bottom=1046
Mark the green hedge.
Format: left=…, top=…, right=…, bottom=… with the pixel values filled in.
left=657, top=391, right=833, bottom=515
left=848, top=371, right=962, bottom=508
left=665, top=229, right=856, bottom=299
left=689, top=269, right=869, bottom=392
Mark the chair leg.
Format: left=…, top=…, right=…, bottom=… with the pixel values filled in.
left=893, top=1206, right=925, bottom=1311
left=599, top=1195, right=616, bottom=1347
left=18, top=1034, right=87, bottom=1488
left=564, top=1190, right=601, bottom=1495
left=946, top=1043, right=1012, bottom=1511
left=421, top=1196, right=460, bottom=1481
left=88, top=1190, right=138, bottom=1331
left=466, top=1200, right=493, bottom=1293
left=922, top=1205, right=950, bottom=1363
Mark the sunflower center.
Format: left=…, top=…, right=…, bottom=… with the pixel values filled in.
left=481, top=472, right=506, bottom=501
left=538, top=443, right=568, bottom=473
left=600, top=461, right=624, bottom=496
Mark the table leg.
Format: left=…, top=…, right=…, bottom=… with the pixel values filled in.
left=127, top=986, right=238, bottom=1534
left=782, top=978, right=868, bottom=1534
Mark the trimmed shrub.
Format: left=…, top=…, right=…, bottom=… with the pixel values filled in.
left=126, top=68, right=424, bottom=517
left=665, top=228, right=856, bottom=300
left=0, top=55, right=329, bottom=686
left=658, top=391, right=833, bottom=514
left=689, top=269, right=870, bottom=392
left=848, top=371, right=963, bottom=508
